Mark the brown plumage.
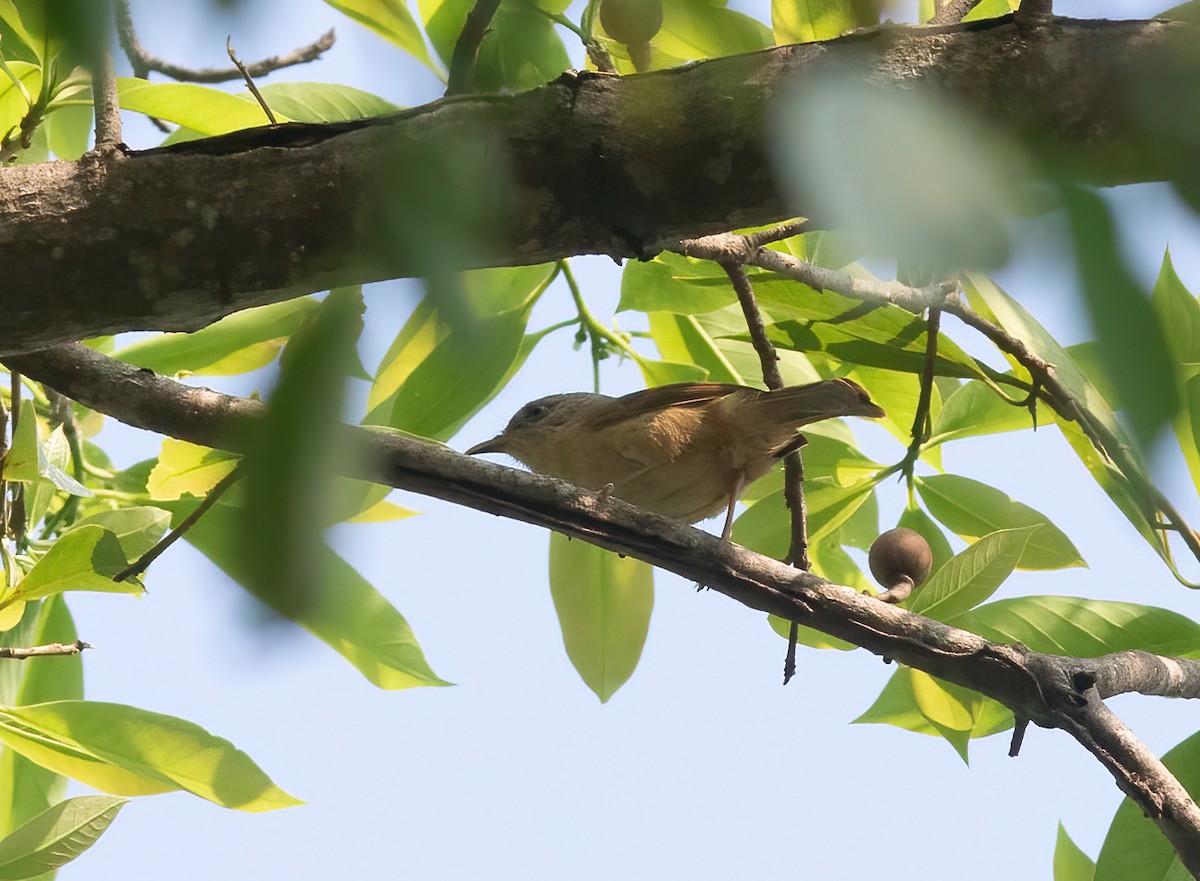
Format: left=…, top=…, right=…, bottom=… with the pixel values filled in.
left=467, top=379, right=885, bottom=538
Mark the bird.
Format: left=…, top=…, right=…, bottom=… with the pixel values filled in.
left=466, top=379, right=885, bottom=539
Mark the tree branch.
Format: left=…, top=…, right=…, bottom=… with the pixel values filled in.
left=115, top=0, right=335, bottom=83
left=0, top=640, right=91, bottom=659
left=446, top=0, right=501, bottom=95
left=0, top=17, right=1195, bottom=352
left=8, top=341, right=1200, bottom=870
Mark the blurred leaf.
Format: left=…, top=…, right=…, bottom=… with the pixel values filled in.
left=1055, top=823, right=1095, bottom=881
left=116, top=79, right=291, bottom=134
left=68, top=508, right=170, bottom=561
left=548, top=533, right=653, bottom=702
left=772, top=75, right=1028, bottom=274
left=2, top=408, right=39, bottom=483
left=1151, top=250, right=1200, bottom=494
left=953, top=596, right=1200, bottom=658
left=367, top=265, right=555, bottom=439
left=146, top=439, right=238, bottom=501
left=179, top=498, right=448, bottom=689
left=648, top=312, right=743, bottom=384
left=238, top=288, right=364, bottom=617
left=636, top=357, right=707, bottom=386
left=0, top=2, right=42, bottom=61
left=928, top=379, right=1035, bottom=446
left=322, top=0, right=435, bottom=70
left=650, top=0, right=773, bottom=65
left=0, top=795, right=126, bottom=881
left=0, top=598, right=80, bottom=838
left=1063, top=186, right=1176, bottom=447
left=0, top=61, right=40, bottom=146
left=907, top=526, right=1037, bottom=620
left=44, top=101, right=91, bottom=160
left=896, top=504, right=955, bottom=577
left=916, top=474, right=1085, bottom=570
left=0, top=701, right=300, bottom=811
left=772, top=0, right=877, bottom=43
left=421, top=0, right=568, bottom=89
left=254, top=82, right=399, bottom=121
left=115, top=298, right=322, bottom=377
left=6, top=527, right=138, bottom=605
left=1094, top=729, right=1200, bottom=881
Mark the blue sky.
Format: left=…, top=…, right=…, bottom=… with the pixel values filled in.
left=54, top=2, right=1200, bottom=878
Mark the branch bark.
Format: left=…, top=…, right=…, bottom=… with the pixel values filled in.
left=8, top=341, right=1200, bottom=871
left=0, top=16, right=1195, bottom=352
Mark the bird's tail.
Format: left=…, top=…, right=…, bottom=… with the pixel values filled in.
left=760, top=378, right=886, bottom=426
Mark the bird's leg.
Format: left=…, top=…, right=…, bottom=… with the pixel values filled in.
left=719, top=474, right=747, bottom=542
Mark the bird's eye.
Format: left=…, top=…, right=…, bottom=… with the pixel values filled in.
left=525, top=404, right=547, bottom=420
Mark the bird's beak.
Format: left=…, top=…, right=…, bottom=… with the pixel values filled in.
left=466, top=434, right=508, bottom=455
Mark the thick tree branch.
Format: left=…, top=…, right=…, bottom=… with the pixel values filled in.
left=8, top=341, right=1200, bottom=871
left=0, top=16, right=1195, bottom=352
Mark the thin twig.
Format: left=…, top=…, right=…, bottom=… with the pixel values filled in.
left=721, top=256, right=809, bottom=685
left=899, top=306, right=941, bottom=475
left=116, top=0, right=334, bottom=83
left=226, top=39, right=277, bottom=126
left=113, top=465, right=242, bottom=582
left=39, top=390, right=86, bottom=537
left=446, top=0, right=502, bottom=95
left=0, top=640, right=91, bottom=659
left=928, top=0, right=984, bottom=25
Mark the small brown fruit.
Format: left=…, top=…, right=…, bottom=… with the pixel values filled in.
left=599, top=0, right=664, bottom=46
left=869, top=527, right=933, bottom=603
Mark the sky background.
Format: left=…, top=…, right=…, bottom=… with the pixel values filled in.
left=50, top=1, right=1200, bottom=878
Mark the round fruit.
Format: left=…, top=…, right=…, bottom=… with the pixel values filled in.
left=600, top=0, right=664, bottom=46
left=869, top=527, right=934, bottom=590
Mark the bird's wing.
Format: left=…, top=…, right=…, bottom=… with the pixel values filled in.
left=588, top=382, right=748, bottom=429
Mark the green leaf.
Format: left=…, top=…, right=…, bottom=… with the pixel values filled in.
left=916, top=474, right=1085, bottom=570
left=255, top=81, right=400, bottom=121
left=1064, top=186, right=1176, bottom=447
left=548, top=533, right=653, bottom=702
left=1151, top=249, right=1200, bottom=495
left=952, top=596, right=1200, bottom=658
left=619, top=252, right=738, bottom=316
left=0, top=795, right=127, bottom=880
left=896, top=505, right=954, bottom=577
left=68, top=508, right=170, bottom=561
left=1095, top=729, right=1200, bottom=881
left=0, top=2, right=42, bottom=61
left=0, top=598, right=81, bottom=838
left=0, top=61, right=39, bottom=146
left=907, top=526, right=1037, bottom=620
left=1054, top=823, right=1096, bottom=881
left=7, top=527, right=139, bottom=605
left=853, top=665, right=1012, bottom=753
left=323, top=0, right=435, bottom=69
left=178, top=498, right=448, bottom=690
left=773, top=0, right=874, bottom=43
left=146, top=439, right=238, bottom=501
left=2, top=409, right=39, bottom=483
left=116, top=79, right=291, bottom=134
left=367, top=265, right=555, bottom=439
left=475, top=3, right=570, bottom=92
left=44, top=102, right=91, bottom=160
left=652, top=0, right=773, bottom=64
left=0, top=701, right=300, bottom=811
left=647, top=312, right=743, bottom=384
left=636, top=357, right=707, bottom=387
left=115, top=298, right=323, bottom=377
left=733, top=475, right=878, bottom=559
left=928, top=379, right=1037, bottom=446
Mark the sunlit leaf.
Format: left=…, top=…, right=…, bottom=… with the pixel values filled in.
left=772, top=0, right=877, bottom=44
left=0, top=795, right=126, bottom=880
left=116, top=79, right=291, bottom=134
left=1054, top=823, right=1096, bottom=881
left=896, top=505, right=955, bottom=576
left=323, top=0, right=435, bottom=69
left=734, top=475, right=878, bottom=559
left=69, top=508, right=170, bottom=561
left=2, top=408, right=40, bottom=483
left=6, top=527, right=139, bottom=606
left=0, top=701, right=300, bottom=811
left=952, top=596, right=1200, bottom=659
left=146, top=439, right=238, bottom=501
left=1151, top=249, right=1200, bottom=495
left=916, top=474, right=1085, bottom=570
left=115, top=298, right=323, bottom=377
left=548, top=533, right=654, bottom=703
left=907, top=526, right=1037, bottom=620
left=648, top=312, right=743, bottom=384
